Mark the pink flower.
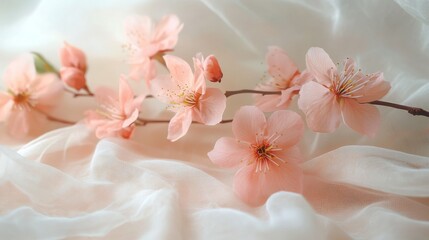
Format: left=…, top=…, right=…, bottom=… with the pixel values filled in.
left=254, top=46, right=312, bottom=112
left=59, top=42, right=88, bottom=91
left=208, top=106, right=304, bottom=206
left=124, top=14, right=183, bottom=84
left=298, top=47, right=391, bottom=137
left=85, top=77, right=145, bottom=139
left=151, top=55, right=227, bottom=141
left=0, top=54, right=63, bottom=137
left=194, top=53, right=223, bottom=83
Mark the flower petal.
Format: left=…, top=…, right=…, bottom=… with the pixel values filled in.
left=118, top=76, right=134, bottom=108
left=267, top=46, right=298, bottom=82
left=277, top=85, right=300, bottom=108
left=254, top=94, right=284, bottom=112
left=208, top=137, right=252, bottom=168
left=0, top=93, right=13, bottom=122
left=298, top=81, right=341, bottom=133
left=195, top=87, right=226, bottom=125
left=274, top=146, right=302, bottom=164
left=3, top=54, right=36, bottom=92
left=341, top=98, right=380, bottom=137
left=355, top=73, right=391, bottom=103
left=153, top=14, right=183, bottom=51
left=232, top=106, right=267, bottom=143
left=150, top=74, right=181, bottom=104
left=167, top=109, right=193, bottom=141
left=305, top=47, right=336, bottom=86
left=267, top=110, right=304, bottom=148
left=164, top=55, right=194, bottom=87
left=233, top=162, right=303, bottom=206
left=124, top=15, right=153, bottom=55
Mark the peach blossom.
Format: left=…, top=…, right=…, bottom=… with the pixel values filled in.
left=85, top=77, right=145, bottom=139
left=151, top=54, right=226, bottom=141
left=208, top=106, right=304, bottom=206
left=298, top=47, right=391, bottom=137
left=254, top=46, right=312, bottom=112
left=124, top=15, right=183, bottom=84
left=194, top=53, right=223, bottom=83
left=0, top=54, right=63, bottom=137
left=59, top=42, right=87, bottom=90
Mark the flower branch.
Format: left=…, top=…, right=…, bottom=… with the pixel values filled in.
left=224, top=89, right=281, bottom=97
left=370, top=100, right=429, bottom=117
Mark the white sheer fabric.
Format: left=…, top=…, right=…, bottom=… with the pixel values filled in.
left=0, top=0, right=428, bottom=239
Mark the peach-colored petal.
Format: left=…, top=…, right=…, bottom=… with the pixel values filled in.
left=153, top=14, right=183, bottom=51
left=94, top=87, right=118, bottom=106
left=118, top=77, right=134, bottom=108
left=254, top=94, right=284, bottom=112
left=0, top=93, right=13, bottom=122
left=356, top=73, right=391, bottom=103
left=128, top=57, right=156, bottom=83
left=207, top=137, right=252, bottom=168
left=298, top=81, right=341, bottom=132
left=164, top=55, right=194, bottom=86
left=277, top=85, right=301, bottom=108
left=192, top=60, right=206, bottom=95
left=122, top=109, right=139, bottom=128
left=274, top=146, right=303, bottom=164
left=150, top=75, right=181, bottom=104
left=341, top=98, right=380, bottom=137
left=232, top=106, right=267, bottom=143
left=59, top=42, right=87, bottom=71
left=267, top=46, right=298, bottom=82
left=3, top=54, right=36, bottom=92
left=6, top=108, right=43, bottom=137
left=60, top=67, right=86, bottom=90
left=194, top=87, right=226, bottom=125
left=203, top=55, right=223, bottom=83
left=266, top=110, right=304, bottom=148
left=305, top=47, right=336, bottom=87
left=124, top=16, right=153, bottom=56
left=168, top=109, right=193, bottom=142
left=290, top=70, right=313, bottom=86
left=233, top=162, right=303, bottom=206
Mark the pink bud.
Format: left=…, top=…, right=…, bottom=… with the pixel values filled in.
left=59, top=42, right=87, bottom=72
left=60, top=67, right=87, bottom=90
left=203, top=55, right=223, bottom=83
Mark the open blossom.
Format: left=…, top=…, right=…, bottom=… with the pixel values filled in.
left=208, top=106, right=304, bottom=206
left=298, top=47, right=391, bottom=137
left=151, top=55, right=227, bottom=141
left=124, top=14, right=183, bottom=84
left=254, top=46, right=312, bottom=112
left=0, top=54, right=63, bottom=137
left=194, top=53, right=223, bottom=83
left=85, top=77, right=145, bottom=139
left=59, top=42, right=88, bottom=90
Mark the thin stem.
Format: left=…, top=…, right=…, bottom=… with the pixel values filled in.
left=370, top=100, right=429, bottom=117
left=225, top=89, right=281, bottom=97
left=136, top=117, right=233, bottom=126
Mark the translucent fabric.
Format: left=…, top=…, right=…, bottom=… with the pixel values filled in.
left=0, top=1, right=428, bottom=239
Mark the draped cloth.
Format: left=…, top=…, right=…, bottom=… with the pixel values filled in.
left=1, top=1, right=429, bottom=239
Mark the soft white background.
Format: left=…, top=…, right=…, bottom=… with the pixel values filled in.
left=0, top=1, right=429, bottom=239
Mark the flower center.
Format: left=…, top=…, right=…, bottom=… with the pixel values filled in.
left=97, top=98, right=126, bottom=121
left=329, top=62, right=370, bottom=99
left=250, top=133, right=284, bottom=173
left=183, top=91, right=201, bottom=107
left=9, top=90, right=36, bottom=110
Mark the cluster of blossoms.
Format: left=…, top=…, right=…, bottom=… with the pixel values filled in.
left=3, top=14, right=425, bottom=206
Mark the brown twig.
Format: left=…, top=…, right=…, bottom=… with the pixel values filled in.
left=370, top=100, right=429, bottom=117
left=136, top=117, right=233, bottom=126
left=225, top=89, right=281, bottom=97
